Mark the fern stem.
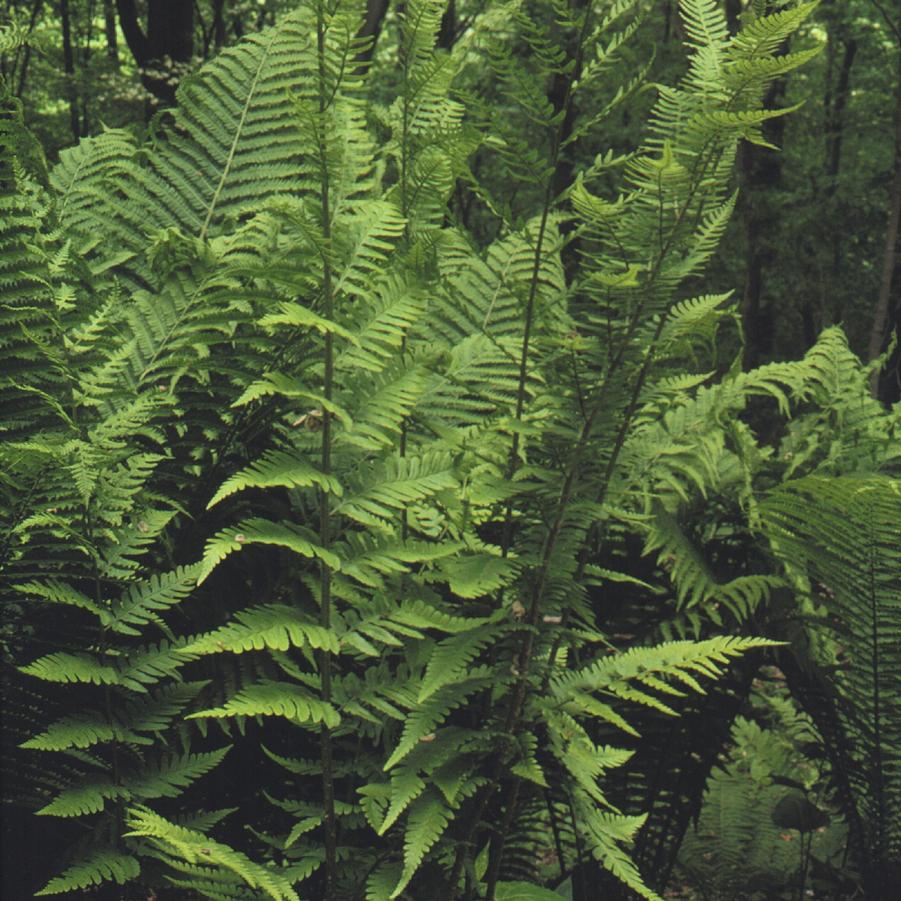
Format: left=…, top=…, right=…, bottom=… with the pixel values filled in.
left=500, top=0, right=595, bottom=550
left=315, top=4, right=337, bottom=896
left=484, top=137, right=727, bottom=894
left=456, top=5, right=597, bottom=894
left=540, top=140, right=727, bottom=687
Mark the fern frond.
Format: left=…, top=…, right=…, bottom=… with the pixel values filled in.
left=184, top=604, right=339, bottom=655
left=125, top=807, right=300, bottom=901
left=188, top=680, right=341, bottom=729
left=35, top=849, right=140, bottom=896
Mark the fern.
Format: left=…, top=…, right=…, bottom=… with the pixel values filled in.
left=0, top=2, right=839, bottom=899
left=125, top=807, right=300, bottom=901
left=761, top=475, right=901, bottom=892
left=34, top=849, right=141, bottom=897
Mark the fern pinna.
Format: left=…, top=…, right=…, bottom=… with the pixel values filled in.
left=5, top=2, right=882, bottom=900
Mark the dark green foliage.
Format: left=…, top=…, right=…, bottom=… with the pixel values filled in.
left=2, top=2, right=899, bottom=900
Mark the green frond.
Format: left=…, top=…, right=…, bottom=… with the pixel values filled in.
left=384, top=672, right=495, bottom=770
left=198, top=518, right=341, bottom=584
left=207, top=450, right=342, bottom=508
left=552, top=637, right=778, bottom=716
left=129, top=748, right=232, bottom=800
left=335, top=452, right=458, bottom=530
left=437, top=552, right=520, bottom=599
left=761, top=475, right=901, bottom=868
left=679, top=0, right=729, bottom=52
left=104, top=565, right=199, bottom=635
left=373, top=767, right=427, bottom=836
left=391, top=789, right=452, bottom=898
left=35, top=849, right=140, bottom=896
left=125, top=807, right=300, bottom=901
left=418, top=627, right=501, bottom=702
left=184, top=604, right=340, bottom=656
left=20, top=652, right=119, bottom=686
left=188, top=680, right=341, bottom=729
left=581, top=808, right=661, bottom=901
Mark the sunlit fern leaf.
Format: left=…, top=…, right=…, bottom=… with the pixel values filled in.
left=580, top=807, right=662, bottom=901
left=334, top=451, right=458, bottom=530
left=436, top=551, right=520, bottom=599
left=22, top=681, right=207, bottom=751
left=20, top=652, right=119, bottom=686
left=34, top=848, right=140, bottom=896
left=104, top=565, right=200, bottom=635
left=372, top=766, right=427, bottom=836
left=207, top=449, right=342, bottom=508
left=391, top=789, right=452, bottom=898
left=125, top=806, right=300, bottom=901
left=188, top=680, right=341, bottom=729
left=184, top=604, right=339, bottom=655
left=384, top=670, right=495, bottom=770
left=59, top=10, right=317, bottom=271
left=418, top=627, right=502, bottom=702
left=128, top=748, right=232, bottom=800
left=197, top=517, right=341, bottom=584
left=48, top=129, right=137, bottom=261
left=551, top=637, right=778, bottom=716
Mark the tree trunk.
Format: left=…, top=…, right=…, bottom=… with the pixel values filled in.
left=740, top=75, right=789, bottom=367
left=213, top=0, right=227, bottom=50
left=867, top=66, right=901, bottom=398
left=103, top=0, right=118, bottom=64
left=438, top=0, right=455, bottom=50
left=116, top=0, right=194, bottom=111
left=80, top=0, right=95, bottom=135
left=14, top=0, right=44, bottom=98
left=59, top=0, right=80, bottom=139
left=737, top=1, right=791, bottom=369
left=354, top=0, right=390, bottom=73
left=822, top=20, right=857, bottom=325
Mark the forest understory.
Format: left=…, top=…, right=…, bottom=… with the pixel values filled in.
left=1, top=1, right=899, bottom=899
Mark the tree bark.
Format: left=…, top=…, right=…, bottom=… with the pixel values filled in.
left=14, top=0, right=44, bottom=98
left=437, top=0, right=455, bottom=49
left=213, top=0, right=227, bottom=50
left=824, top=35, right=857, bottom=198
left=116, top=0, right=194, bottom=110
left=103, top=0, right=119, bottom=64
left=59, top=0, right=80, bottom=139
left=354, top=0, right=390, bottom=73
left=867, top=64, right=901, bottom=398
left=820, top=16, right=857, bottom=326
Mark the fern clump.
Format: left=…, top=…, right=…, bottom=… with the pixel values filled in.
left=8, top=1, right=895, bottom=900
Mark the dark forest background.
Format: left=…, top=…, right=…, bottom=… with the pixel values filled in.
left=2, top=0, right=899, bottom=400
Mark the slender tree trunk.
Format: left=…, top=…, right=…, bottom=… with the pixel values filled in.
left=103, top=0, right=119, bottom=64
left=438, top=0, right=455, bottom=49
left=14, top=0, right=43, bottom=98
left=868, top=65, right=901, bottom=398
left=738, top=2, right=790, bottom=368
left=822, top=22, right=857, bottom=325
left=824, top=37, right=857, bottom=195
left=354, top=0, right=390, bottom=72
left=116, top=0, right=194, bottom=111
left=213, top=0, right=226, bottom=50
left=59, top=0, right=80, bottom=139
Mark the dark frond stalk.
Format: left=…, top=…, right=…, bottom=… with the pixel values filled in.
left=478, top=4, right=598, bottom=896
left=544, top=788, right=568, bottom=879
left=541, top=140, right=727, bottom=686
left=866, top=514, right=885, bottom=881
left=501, top=0, right=596, bottom=545
left=315, top=4, right=337, bottom=896
left=398, top=5, right=415, bottom=538
left=485, top=137, right=725, bottom=895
